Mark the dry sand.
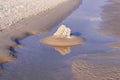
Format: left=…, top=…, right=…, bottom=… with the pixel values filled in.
left=0, top=0, right=68, bottom=30
left=0, top=0, right=81, bottom=63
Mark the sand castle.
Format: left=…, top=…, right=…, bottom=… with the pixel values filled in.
left=41, top=25, right=85, bottom=54
left=41, top=25, right=85, bottom=46
left=53, top=25, right=71, bottom=38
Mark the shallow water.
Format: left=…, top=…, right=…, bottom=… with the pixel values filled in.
left=99, top=0, right=120, bottom=49
left=0, top=0, right=120, bottom=80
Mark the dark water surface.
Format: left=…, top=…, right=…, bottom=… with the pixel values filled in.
left=1, top=0, right=120, bottom=80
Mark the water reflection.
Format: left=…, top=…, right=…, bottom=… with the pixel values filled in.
left=54, top=46, right=71, bottom=55
left=41, top=36, right=85, bottom=55
left=41, top=24, right=85, bottom=55
left=41, top=35, right=85, bottom=55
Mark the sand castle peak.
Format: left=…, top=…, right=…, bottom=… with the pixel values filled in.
left=53, top=25, right=71, bottom=38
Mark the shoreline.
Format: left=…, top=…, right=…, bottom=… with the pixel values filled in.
left=0, top=0, right=81, bottom=62
left=99, top=0, right=120, bottom=48
left=0, top=0, right=68, bottom=30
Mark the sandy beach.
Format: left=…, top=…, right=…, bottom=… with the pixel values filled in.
left=0, top=0, right=120, bottom=80
left=0, top=0, right=69, bottom=30
left=0, top=0, right=81, bottom=62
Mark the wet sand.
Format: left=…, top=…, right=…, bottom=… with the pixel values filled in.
left=69, top=0, right=120, bottom=79
left=99, top=0, right=120, bottom=48
left=72, top=58, right=120, bottom=80
left=0, top=0, right=81, bottom=62
left=108, top=0, right=120, bottom=3
left=0, top=0, right=120, bottom=80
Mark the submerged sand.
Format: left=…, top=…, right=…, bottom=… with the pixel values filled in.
left=99, top=0, right=120, bottom=48
left=69, top=0, right=120, bottom=79
left=72, top=58, right=120, bottom=80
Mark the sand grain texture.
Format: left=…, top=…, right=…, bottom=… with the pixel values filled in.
left=72, top=59, right=120, bottom=80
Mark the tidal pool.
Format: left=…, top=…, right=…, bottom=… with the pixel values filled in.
left=0, top=0, right=120, bottom=80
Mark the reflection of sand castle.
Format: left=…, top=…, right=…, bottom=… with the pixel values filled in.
left=41, top=25, right=85, bottom=55
left=54, top=47, right=71, bottom=55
